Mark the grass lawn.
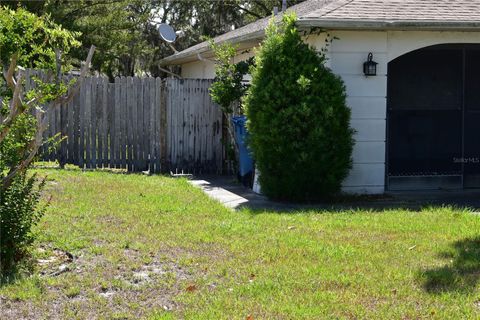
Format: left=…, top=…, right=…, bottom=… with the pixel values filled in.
left=1, top=167, right=480, bottom=319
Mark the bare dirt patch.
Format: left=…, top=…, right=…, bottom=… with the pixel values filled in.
left=1, top=245, right=197, bottom=320
left=37, top=245, right=75, bottom=277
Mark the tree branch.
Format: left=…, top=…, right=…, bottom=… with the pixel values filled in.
left=1, top=45, right=96, bottom=189
left=55, top=48, right=62, bottom=86
left=61, top=0, right=115, bottom=21
left=252, top=0, right=272, bottom=16
left=0, top=72, right=24, bottom=144
left=53, top=45, right=95, bottom=106
left=3, top=53, right=18, bottom=90
left=2, top=109, right=46, bottom=189
left=234, top=4, right=264, bottom=19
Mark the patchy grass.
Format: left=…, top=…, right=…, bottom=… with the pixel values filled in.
left=1, top=167, right=480, bottom=319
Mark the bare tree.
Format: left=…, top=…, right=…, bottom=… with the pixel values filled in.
left=0, top=45, right=95, bottom=189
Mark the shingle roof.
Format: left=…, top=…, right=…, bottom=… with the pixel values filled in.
left=161, top=0, right=480, bottom=65
left=304, top=0, right=480, bottom=22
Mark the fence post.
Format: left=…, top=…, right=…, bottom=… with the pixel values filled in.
left=160, top=79, right=168, bottom=173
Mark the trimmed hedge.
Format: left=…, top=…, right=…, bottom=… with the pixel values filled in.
left=244, top=13, right=354, bottom=201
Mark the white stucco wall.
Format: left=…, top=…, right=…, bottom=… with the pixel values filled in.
left=181, top=49, right=256, bottom=79
left=327, top=30, right=480, bottom=194
left=310, top=30, right=387, bottom=194
left=181, top=59, right=216, bottom=79
left=177, top=29, right=480, bottom=194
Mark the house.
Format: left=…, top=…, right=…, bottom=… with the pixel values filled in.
left=160, top=0, right=480, bottom=194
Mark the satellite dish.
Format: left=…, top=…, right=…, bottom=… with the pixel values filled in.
left=158, top=24, right=177, bottom=43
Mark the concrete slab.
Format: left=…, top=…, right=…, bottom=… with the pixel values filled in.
left=189, top=179, right=250, bottom=209
left=190, top=176, right=480, bottom=212
left=189, top=177, right=293, bottom=210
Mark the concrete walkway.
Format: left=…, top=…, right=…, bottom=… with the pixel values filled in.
left=190, top=176, right=480, bottom=211
left=189, top=177, right=287, bottom=210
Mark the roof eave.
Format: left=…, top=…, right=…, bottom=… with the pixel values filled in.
left=297, top=18, right=480, bottom=31
left=159, top=29, right=265, bottom=66
left=161, top=19, right=480, bottom=66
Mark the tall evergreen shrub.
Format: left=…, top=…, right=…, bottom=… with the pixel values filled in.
left=244, top=13, right=354, bottom=201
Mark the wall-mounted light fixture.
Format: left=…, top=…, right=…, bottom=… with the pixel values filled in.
left=363, top=52, right=378, bottom=76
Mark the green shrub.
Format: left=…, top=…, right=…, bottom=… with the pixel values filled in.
left=244, top=13, right=354, bottom=201
left=0, top=173, right=46, bottom=278
left=209, top=41, right=252, bottom=114
left=0, top=7, right=79, bottom=278
left=209, top=41, right=254, bottom=172
left=0, top=6, right=80, bottom=71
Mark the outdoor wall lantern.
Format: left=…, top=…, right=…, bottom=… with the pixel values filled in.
left=363, top=52, right=378, bottom=76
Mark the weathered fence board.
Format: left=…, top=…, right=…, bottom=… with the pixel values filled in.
left=28, top=73, right=221, bottom=173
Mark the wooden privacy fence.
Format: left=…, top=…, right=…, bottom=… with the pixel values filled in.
left=37, top=74, right=223, bottom=173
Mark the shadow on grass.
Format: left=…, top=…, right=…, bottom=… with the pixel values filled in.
left=33, top=164, right=173, bottom=177
left=421, top=237, right=480, bottom=294
left=34, top=164, right=129, bottom=174
left=0, top=267, right=32, bottom=287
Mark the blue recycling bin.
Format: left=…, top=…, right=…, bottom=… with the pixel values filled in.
left=231, top=116, right=254, bottom=185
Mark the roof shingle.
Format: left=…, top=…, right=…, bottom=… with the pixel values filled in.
left=304, top=0, right=480, bottom=22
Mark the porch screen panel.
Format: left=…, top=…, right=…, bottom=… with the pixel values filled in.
left=388, top=48, right=463, bottom=176
left=464, top=48, right=480, bottom=186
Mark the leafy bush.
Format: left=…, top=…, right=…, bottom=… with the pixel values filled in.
left=0, top=7, right=82, bottom=278
left=209, top=41, right=253, bottom=114
left=209, top=41, right=254, bottom=174
left=0, top=6, right=80, bottom=71
left=244, top=13, right=354, bottom=201
left=0, top=173, right=46, bottom=278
